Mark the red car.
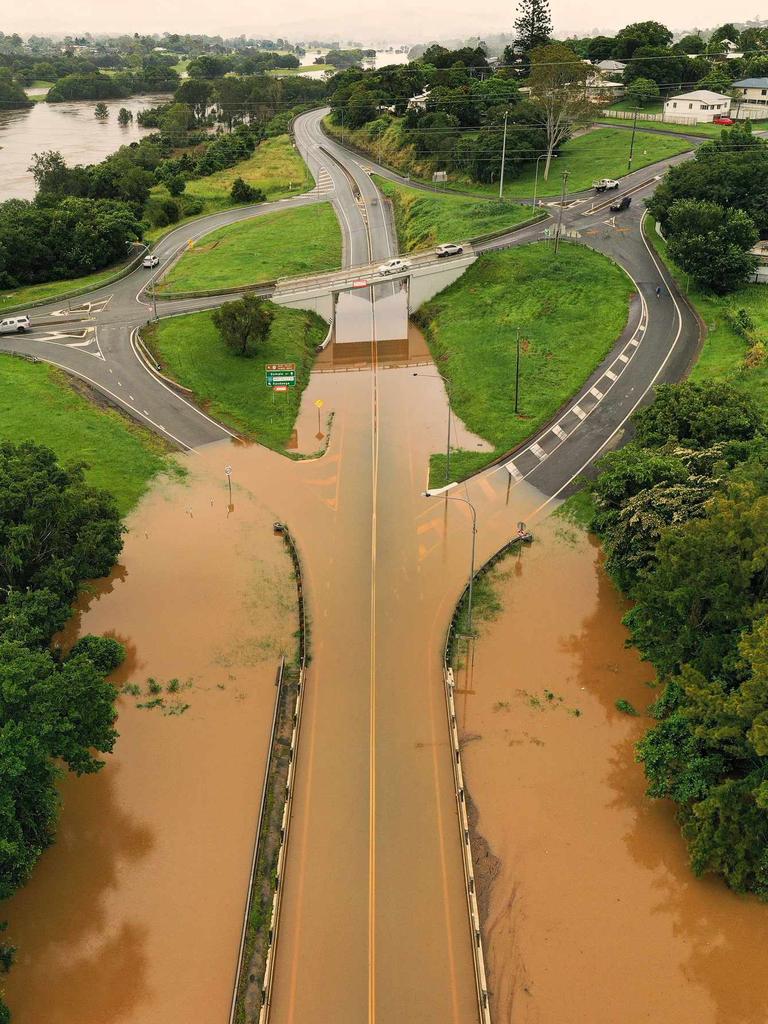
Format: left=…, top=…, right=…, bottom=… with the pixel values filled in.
left=713, top=116, right=734, bottom=125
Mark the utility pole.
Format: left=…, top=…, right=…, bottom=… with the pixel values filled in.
left=554, top=170, right=569, bottom=255
left=628, top=106, right=639, bottom=172
left=514, top=327, right=521, bottom=413
left=498, top=110, right=509, bottom=200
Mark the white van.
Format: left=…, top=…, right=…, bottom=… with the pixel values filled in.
left=0, top=315, right=31, bottom=335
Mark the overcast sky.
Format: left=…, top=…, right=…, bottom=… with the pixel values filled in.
left=4, top=0, right=764, bottom=44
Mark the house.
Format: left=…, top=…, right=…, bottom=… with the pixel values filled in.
left=732, top=78, right=768, bottom=117
left=663, top=89, right=732, bottom=123
left=586, top=74, right=625, bottom=101
left=407, top=88, right=430, bottom=111
left=595, top=59, right=627, bottom=74
left=749, top=241, right=768, bottom=285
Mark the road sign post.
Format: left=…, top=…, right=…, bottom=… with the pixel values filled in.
left=266, top=363, right=297, bottom=388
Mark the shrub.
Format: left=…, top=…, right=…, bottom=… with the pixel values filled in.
left=230, top=178, right=266, bottom=204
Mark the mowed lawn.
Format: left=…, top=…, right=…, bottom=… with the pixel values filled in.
left=373, top=176, right=538, bottom=252
left=416, top=242, right=635, bottom=483
left=145, top=305, right=326, bottom=448
left=157, top=202, right=342, bottom=294
left=0, top=357, right=177, bottom=512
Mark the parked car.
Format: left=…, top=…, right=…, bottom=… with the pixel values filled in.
left=713, top=116, right=734, bottom=125
left=435, top=242, right=464, bottom=258
left=377, top=258, right=411, bottom=275
left=610, top=195, right=632, bottom=213
left=593, top=178, right=620, bottom=192
left=142, top=254, right=160, bottom=268
left=0, top=315, right=31, bottom=335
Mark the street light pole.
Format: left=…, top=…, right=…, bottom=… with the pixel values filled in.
left=424, top=491, right=477, bottom=635
left=413, top=371, right=451, bottom=484
left=498, top=110, right=509, bottom=200
left=514, top=327, right=521, bottom=413
left=554, top=170, right=570, bottom=256
left=627, top=106, right=639, bottom=172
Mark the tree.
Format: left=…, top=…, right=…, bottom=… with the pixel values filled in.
left=633, top=380, right=764, bottom=448
left=117, top=106, right=133, bottom=126
left=626, top=76, right=660, bottom=107
left=212, top=294, right=275, bottom=357
left=527, top=44, right=592, bottom=180
left=613, top=21, right=672, bottom=58
left=230, top=177, right=265, bottom=204
left=166, top=174, right=186, bottom=197
left=666, top=199, right=759, bottom=294
left=674, top=34, right=706, bottom=55
left=94, top=101, right=109, bottom=119
left=513, top=0, right=552, bottom=67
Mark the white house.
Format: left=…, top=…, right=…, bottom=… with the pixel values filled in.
left=663, top=89, right=732, bottom=123
left=732, top=78, right=768, bottom=117
left=407, top=88, right=431, bottom=111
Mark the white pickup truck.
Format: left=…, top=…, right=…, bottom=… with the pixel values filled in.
left=593, top=178, right=620, bottom=192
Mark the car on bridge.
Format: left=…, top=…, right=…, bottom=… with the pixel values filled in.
left=435, top=243, right=464, bottom=258
left=142, top=254, right=160, bottom=268
left=377, top=257, right=411, bottom=275
left=593, top=178, right=620, bottom=192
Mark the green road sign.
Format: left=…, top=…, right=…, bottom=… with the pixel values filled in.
left=266, top=362, right=296, bottom=388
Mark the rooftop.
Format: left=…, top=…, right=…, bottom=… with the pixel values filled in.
left=733, top=78, right=768, bottom=89
left=667, top=90, right=732, bottom=103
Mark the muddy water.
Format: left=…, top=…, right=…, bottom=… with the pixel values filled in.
left=2, top=452, right=299, bottom=1024
left=0, top=94, right=171, bottom=200
left=461, top=520, right=768, bottom=1024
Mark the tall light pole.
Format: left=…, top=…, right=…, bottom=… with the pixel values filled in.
left=413, top=371, right=452, bottom=484
left=498, top=110, right=509, bottom=200
left=531, top=153, right=547, bottom=210
left=627, top=106, right=639, bottom=172
left=554, top=170, right=570, bottom=256
left=423, top=490, right=477, bottom=635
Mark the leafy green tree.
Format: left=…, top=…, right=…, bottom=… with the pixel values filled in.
left=674, top=34, right=706, bottom=54
left=94, top=101, right=109, bottom=119
left=633, top=381, right=764, bottom=448
left=230, top=177, right=265, bottom=203
left=613, top=21, right=673, bottom=58
left=666, top=199, right=759, bottom=294
left=212, top=294, right=275, bottom=357
left=625, top=76, right=660, bottom=107
left=513, top=0, right=552, bottom=67
left=117, top=106, right=132, bottom=126
left=528, top=44, right=592, bottom=180
left=166, top=174, right=186, bottom=197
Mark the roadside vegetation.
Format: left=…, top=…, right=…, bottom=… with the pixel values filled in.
left=414, top=242, right=634, bottom=484
left=143, top=304, right=326, bottom=448
left=373, top=176, right=539, bottom=251
left=0, top=254, right=138, bottom=315
left=156, top=202, right=341, bottom=294
left=0, top=357, right=177, bottom=511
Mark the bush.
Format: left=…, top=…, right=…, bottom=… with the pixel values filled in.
left=230, top=178, right=266, bottom=204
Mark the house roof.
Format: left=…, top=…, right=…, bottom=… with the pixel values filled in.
left=733, top=78, right=768, bottom=88
left=667, top=90, right=732, bottom=103
left=596, top=59, right=626, bottom=70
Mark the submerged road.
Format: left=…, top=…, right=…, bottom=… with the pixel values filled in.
left=1, top=109, right=701, bottom=1023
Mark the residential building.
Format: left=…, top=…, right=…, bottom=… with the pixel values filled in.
left=663, top=89, right=732, bottom=123
left=595, top=59, right=627, bottom=74
left=732, top=78, right=768, bottom=117
left=407, top=88, right=430, bottom=111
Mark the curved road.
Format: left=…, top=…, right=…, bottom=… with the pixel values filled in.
left=1, top=109, right=701, bottom=1024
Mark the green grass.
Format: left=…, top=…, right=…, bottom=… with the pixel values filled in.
left=172, top=58, right=190, bottom=76
left=144, top=305, right=326, bottom=448
left=146, top=134, right=315, bottom=242
left=373, top=175, right=539, bottom=252
left=0, top=357, right=178, bottom=512
left=267, top=64, right=333, bottom=75
left=0, top=256, right=135, bottom=314
left=553, top=487, right=597, bottom=528
left=607, top=99, right=664, bottom=114
left=645, top=216, right=768, bottom=416
left=325, top=117, right=692, bottom=197
left=157, top=202, right=341, bottom=294
left=596, top=115, right=768, bottom=138
left=416, top=243, right=635, bottom=485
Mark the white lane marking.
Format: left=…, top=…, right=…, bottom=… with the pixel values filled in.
left=129, top=328, right=238, bottom=440
left=589, top=386, right=604, bottom=400
left=528, top=211, right=686, bottom=518
left=572, top=405, right=586, bottom=420
left=552, top=424, right=568, bottom=441
left=505, top=461, right=523, bottom=480
left=605, top=369, right=618, bottom=381
left=618, top=353, right=629, bottom=362
left=629, top=338, right=640, bottom=347
left=530, top=441, right=547, bottom=461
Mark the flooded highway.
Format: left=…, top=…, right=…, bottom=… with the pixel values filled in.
left=460, top=520, right=768, bottom=1024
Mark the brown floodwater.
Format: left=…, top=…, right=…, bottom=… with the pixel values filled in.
left=0, top=94, right=171, bottom=200
left=460, top=519, right=768, bottom=1024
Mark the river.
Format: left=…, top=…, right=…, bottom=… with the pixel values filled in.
left=460, top=518, right=768, bottom=1024
left=0, top=94, right=171, bottom=200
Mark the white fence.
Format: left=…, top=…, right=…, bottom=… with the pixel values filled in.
left=600, top=108, right=700, bottom=126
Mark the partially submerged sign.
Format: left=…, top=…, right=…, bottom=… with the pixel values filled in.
left=266, top=363, right=296, bottom=387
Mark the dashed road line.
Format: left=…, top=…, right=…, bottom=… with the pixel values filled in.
left=572, top=404, right=587, bottom=420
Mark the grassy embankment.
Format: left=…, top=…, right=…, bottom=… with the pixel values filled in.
left=0, top=357, right=178, bottom=511
left=156, top=202, right=341, bottom=294
left=416, top=242, right=635, bottom=485
left=372, top=175, right=539, bottom=252
left=0, top=255, right=139, bottom=314
left=267, top=64, right=333, bottom=75
left=146, top=134, right=314, bottom=241
left=324, top=117, right=692, bottom=196
left=144, top=305, right=326, bottom=449
left=645, top=216, right=768, bottom=414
